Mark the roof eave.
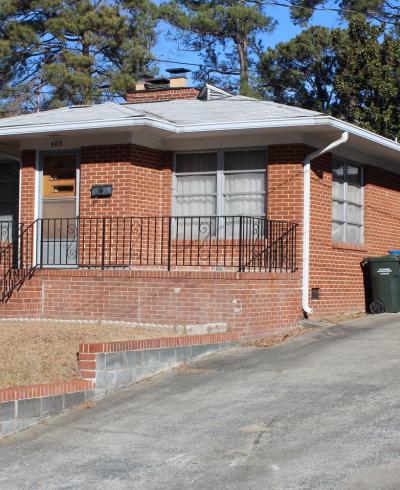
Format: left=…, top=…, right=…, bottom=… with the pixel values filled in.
left=0, top=114, right=398, bottom=156
left=0, top=116, right=176, bottom=137
left=320, top=116, right=400, bottom=152
left=0, top=115, right=321, bottom=137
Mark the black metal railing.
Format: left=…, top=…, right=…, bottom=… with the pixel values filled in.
left=0, top=216, right=297, bottom=302
left=0, top=220, right=36, bottom=302
left=35, top=216, right=297, bottom=272
left=240, top=218, right=297, bottom=272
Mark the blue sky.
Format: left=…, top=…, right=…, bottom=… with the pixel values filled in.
left=153, top=3, right=342, bottom=83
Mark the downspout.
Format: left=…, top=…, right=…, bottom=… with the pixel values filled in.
left=302, top=131, right=349, bottom=316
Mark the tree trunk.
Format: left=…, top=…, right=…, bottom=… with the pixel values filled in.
left=237, top=39, right=250, bottom=96
left=82, top=33, right=92, bottom=105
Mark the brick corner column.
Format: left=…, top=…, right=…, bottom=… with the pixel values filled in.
left=20, top=150, right=37, bottom=224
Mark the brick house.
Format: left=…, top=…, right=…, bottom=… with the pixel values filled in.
left=0, top=76, right=399, bottom=340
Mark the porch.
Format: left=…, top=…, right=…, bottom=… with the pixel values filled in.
left=0, top=215, right=297, bottom=303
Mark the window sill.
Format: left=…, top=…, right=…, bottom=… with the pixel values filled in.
left=332, top=241, right=368, bottom=252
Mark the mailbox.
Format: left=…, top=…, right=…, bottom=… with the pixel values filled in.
left=91, top=185, right=112, bottom=198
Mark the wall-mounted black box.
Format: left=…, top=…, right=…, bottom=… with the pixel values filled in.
left=91, top=185, right=112, bottom=198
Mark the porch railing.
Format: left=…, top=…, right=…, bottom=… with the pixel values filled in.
left=36, top=216, right=298, bottom=273
left=0, top=216, right=297, bottom=302
left=0, top=220, right=36, bottom=302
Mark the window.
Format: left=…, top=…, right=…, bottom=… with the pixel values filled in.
left=174, top=152, right=217, bottom=217
left=174, top=149, right=266, bottom=218
left=224, top=150, right=267, bottom=217
left=332, top=159, right=363, bottom=244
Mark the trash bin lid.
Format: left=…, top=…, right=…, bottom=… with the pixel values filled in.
left=365, top=255, right=400, bottom=263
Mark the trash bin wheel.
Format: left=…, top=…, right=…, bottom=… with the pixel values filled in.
left=369, top=299, right=385, bottom=314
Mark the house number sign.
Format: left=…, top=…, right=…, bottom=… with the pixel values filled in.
left=50, top=140, right=63, bottom=148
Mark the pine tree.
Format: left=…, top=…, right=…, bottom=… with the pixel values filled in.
left=160, top=0, right=276, bottom=96
left=259, top=26, right=342, bottom=112
left=333, top=20, right=400, bottom=139
left=287, top=0, right=399, bottom=31
left=0, top=0, right=157, bottom=112
left=258, top=20, right=400, bottom=140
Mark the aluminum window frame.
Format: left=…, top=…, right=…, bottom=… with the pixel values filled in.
left=332, top=157, right=364, bottom=244
left=173, top=147, right=267, bottom=219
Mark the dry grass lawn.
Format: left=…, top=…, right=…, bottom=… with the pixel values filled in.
left=0, top=320, right=176, bottom=389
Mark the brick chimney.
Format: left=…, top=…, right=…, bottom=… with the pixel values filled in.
left=126, top=75, right=199, bottom=104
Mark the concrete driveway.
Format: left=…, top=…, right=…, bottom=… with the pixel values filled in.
left=1, top=314, right=400, bottom=489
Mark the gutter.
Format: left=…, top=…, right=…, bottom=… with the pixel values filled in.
left=302, top=132, right=349, bottom=316
left=0, top=115, right=398, bottom=155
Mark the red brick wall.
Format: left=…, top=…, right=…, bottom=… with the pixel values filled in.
left=77, top=145, right=173, bottom=265
left=11, top=143, right=306, bottom=336
left=126, top=87, right=199, bottom=104
left=20, top=150, right=36, bottom=224
left=267, top=144, right=305, bottom=219
left=17, top=141, right=400, bottom=326
left=161, top=152, right=173, bottom=216
left=267, top=144, right=305, bottom=273
left=309, top=156, right=400, bottom=316
left=80, top=144, right=171, bottom=217
left=0, top=269, right=301, bottom=341
left=18, top=145, right=172, bottom=221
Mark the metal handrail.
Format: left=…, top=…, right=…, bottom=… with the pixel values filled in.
left=0, top=215, right=298, bottom=302
left=35, top=216, right=297, bottom=272
left=0, top=220, right=37, bottom=302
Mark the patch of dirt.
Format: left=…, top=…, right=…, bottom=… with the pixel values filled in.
left=247, top=326, right=314, bottom=348
left=79, top=400, right=96, bottom=410
left=321, top=311, right=368, bottom=325
left=0, top=320, right=176, bottom=389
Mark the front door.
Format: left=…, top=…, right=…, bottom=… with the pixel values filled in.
left=39, top=152, right=79, bottom=266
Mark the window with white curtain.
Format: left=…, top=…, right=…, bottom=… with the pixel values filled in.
left=174, top=149, right=266, bottom=218
left=332, top=158, right=363, bottom=244
left=174, top=152, right=217, bottom=217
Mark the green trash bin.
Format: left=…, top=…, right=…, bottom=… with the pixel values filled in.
left=365, top=255, right=400, bottom=313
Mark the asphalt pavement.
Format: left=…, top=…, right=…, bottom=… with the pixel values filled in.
left=1, top=313, right=400, bottom=489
